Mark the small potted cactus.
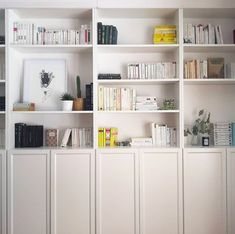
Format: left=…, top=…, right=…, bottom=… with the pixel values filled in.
left=73, top=76, right=84, bottom=111
left=61, top=93, right=74, bottom=111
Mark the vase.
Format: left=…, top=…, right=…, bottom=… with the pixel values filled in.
left=62, top=100, right=73, bottom=111
left=191, top=135, right=198, bottom=146
left=73, top=98, right=84, bottom=111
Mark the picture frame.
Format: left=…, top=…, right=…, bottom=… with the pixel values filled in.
left=23, top=59, right=67, bottom=111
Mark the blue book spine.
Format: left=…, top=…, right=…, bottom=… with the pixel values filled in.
left=233, top=123, right=235, bottom=146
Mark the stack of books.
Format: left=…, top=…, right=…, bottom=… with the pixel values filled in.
left=184, top=24, right=223, bottom=44
left=213, top=122, right=232, bottom=146
left=184, top=57, right=225, bottom=79
left=15, top=123, right=43, bottom=148
left=151, top=123, right=177, bottom=147
left=13, top=102, right=35, bottom=111
left=135, top=96, right=159, bottom=111
left=98, top=86, right=136, bottom=111
left=127, top=62, right=177, bottom=79
left=85, top=83, right=93, bottom=111
left=153, top=25, right=177, bottom=44
left=98, top=73, right=121, bottom=80
left=97, top=22, right=118, bottom=44
left=61, top=128, right=92, bottom=147
left=130, top=137, right=153, bottom=147
left=226, top=63, right=235, bottom=79
left=0, top=129, right=5, bottom=147
left=13, top=22, right=92, bottom=45
left=98, top=127, right=118, bottom=147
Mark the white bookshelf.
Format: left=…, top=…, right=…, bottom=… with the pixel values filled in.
left=1, top=7, right=234, bottom=149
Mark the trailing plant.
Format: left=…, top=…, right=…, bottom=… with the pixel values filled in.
left=76, top=75, right=81, bottom=98
left=192, top=109, right=211, bottom=136
left=184, top=128, right=192, bottom=137
left=60, top=93, right=74, bottom=101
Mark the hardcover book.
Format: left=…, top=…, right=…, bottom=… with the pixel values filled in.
left=46, top=129, right=58, bottom=147
left=208, top=57, right=224, bottom=78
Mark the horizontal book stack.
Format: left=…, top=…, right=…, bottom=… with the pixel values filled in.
left=213, top=122, right=232, bottom=146
left=13, top=22, right=91, bottom=45
left=184, top=57, right=225, bottom=79
left=98, top=86, right=136, bottom=111
left=184, top=24, right=223, bottom=44
left=15, top=123, right=43, bottom=148
left=97, top=22, right=118, bottom=44
left=226, top=63, right=235, bottom=78
left=135, top=96, right=159, bottom=111
left=151, top=123, right=177, bottom=147
left=61, top=128, right=92, bottom=147
left=153, top=25, right=177, bottom=44
left=98, top=127, right=118, bottom=147
left=85, top=83, right=93, bottom=111
left=13, top=102, right=35, bottom=111
left=98, top=73, right=121, bottom=80
left=127, top=62, right=176, bottom=79
left=130, top=137, right=153, bottom=147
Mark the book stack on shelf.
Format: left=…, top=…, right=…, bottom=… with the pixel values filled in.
left=130, top=137, right=153, bottom=147
left=153, top=25, right=177, bottom=44
left=98, top=127, right=118, bottom=147
left=184, top=57, right=224, bottom=79
left=135, top=97, right=159, bottom=111
left=13, top=22, right=92, bottom=45
left=61, top=128, right=92, bottom=147
left=151, top=123, right=177, bottom=147
left=98, top=86, right=136, bottom=111
left=213, top=122, right=232, bottom=146
left=184, top=24, right=223, bottom=44
left=85, top=83, right=93, bottom=111
left=13, top=102, right=35, bottom=111
left=127, top=62, right=177, bottom=79
left=97, top=22, right=118, bottom=45
left=0, top=62, right=5, bottom=80
left=15, top=123, right=43, bottom=148
left=98, top=74, right=121, bottom=80
left=0, top=129, right=5, bottom=147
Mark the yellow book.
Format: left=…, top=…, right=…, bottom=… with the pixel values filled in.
left=110, top=128, right=118, bottom=147
left=153, top=25, right=177, bottom=44
left=98, top=128, right=104, bottom=147
left=103, top=128, right=106, bottom=147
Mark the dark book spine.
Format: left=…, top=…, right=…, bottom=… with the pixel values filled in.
left=104, top=25, right=109, bottom=44
left=106, top=25, right=110, bottom=44
left=101, top=25, right=105, bottom=44
left=233, top=30, right=235, bottom=44
left=109, top=26, right=113, bottom=44
left=91, top=83, right=93, bottom=109
left=97, top=22, right=102, bottom=44
left=22, top=124, right=28, bottom=147
left=85, top=84, right=92, bottom=110
left=15, top=124, right=20, bottom=148
left=38, top=126, right=44, bottom=147
left=112, top=27, right=118, bottom=44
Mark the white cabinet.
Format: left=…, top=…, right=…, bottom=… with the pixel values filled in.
left=227, top=148, right=235, bottom=234
left=0, top=150, right=6, bottom=234
left=51, top=149, right=95, bottom=234
left=96, top=149, right=138, bottom=234
left=7, top=150, right=50, bottom=234
left=183, top=148, right=227, bottom=234
left=139, top=149, right=182, bottom=234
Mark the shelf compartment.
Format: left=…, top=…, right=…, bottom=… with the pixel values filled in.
left=184, top=44, right=235, bottom=53
left=97, top=44, right=179, bottom=53
left=98, top=78, right=179, bottom=85
left=184, top=79, right=235, bottom=85
left=10, top=44, right=93, bottom=53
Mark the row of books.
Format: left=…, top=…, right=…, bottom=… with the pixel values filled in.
left=15, top=123, right=43, bottom=148
left=213, top=122, right=233, bottom=146
left=98, top=73, right=121, bottom=80
left=0, top=62, right=5, bottom=80
left=153, top=25, right=177, bottom=44
left=0, top=129, right=5, bottom=147
left=127, top=62, right=177, bottom=79
left=85, top=83, right=93, bottom=111
left=184, top=58, right=224, bottom=79
left=98, top=127, right=118, bottom=147
left=13, top=22, right=91, bottom=45
left=98, top=86, right=136, bottom=111
left=151, top=123, right=177, bottom=147
left=97, top=22, right=118, bottom=45
left=61, top=128, right=92, bottom=147
left=184, top=24, right=223, bottom=44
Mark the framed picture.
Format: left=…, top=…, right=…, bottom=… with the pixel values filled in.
left=23, top=59, right=67, bottom=111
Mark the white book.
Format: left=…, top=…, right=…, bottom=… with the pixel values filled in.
left=184, top=23, right=188, bottom=42
left=218, top=25, right=223, bottom=44
left=98, top=86, right=104, bottom=111
left=61, top=129, right=72, bottom=147
left=71, top=128, right=78, bottom=147
left=151, top=122, right=156, bottom=145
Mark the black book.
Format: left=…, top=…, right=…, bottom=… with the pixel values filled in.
left=109, top=25, right=113, bottom=44
left=112, top=27, right=118, bottom=44
left=97, top=22, right=102, bottom=44
left=85, top=84, right=92, bottom=110
left=15, top=123, right=25, bottom=148
left=91, top=83, right=93, bottom=108
left=36, top=126, right=44, bottom=147
left=101, top=25, right=105, bottom=44
left=22, top=124, right=28, bottom=147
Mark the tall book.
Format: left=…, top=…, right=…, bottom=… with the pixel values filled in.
left=208, top=58, right=224, bottom=78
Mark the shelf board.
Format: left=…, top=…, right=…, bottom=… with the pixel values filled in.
left=97, top=44, right=179, bottom=53
left=12, top=110, right=93, bottom=114
left=98, top=78, right=179, bottom=85
left=184, top=79, right=235, bottom=85
left=184, top=44, right=235, bottom=53
left=10, top=44, right=92, bottom=53
left=97, top=110, right=179, bottom=114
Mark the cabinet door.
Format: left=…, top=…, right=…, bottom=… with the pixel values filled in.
left=139, top=149, right=182, bottom=234
left=227, top=149, right=235, bottom=234
left=96, top=149, right=138, bottom=234
left=7, top=150, right=50, bottom=234
left=51, top=149, right=95, bottom=234
left=184, top=149, right=227, bottom=234
left=0, top=150, right=6, bottom=234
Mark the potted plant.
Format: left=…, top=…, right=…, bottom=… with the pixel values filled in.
left=73, top=76, right=84, bottom=111
left=61, top=93, right=74, bottom=111
left=184, top=128, right=192, bottom=146
left=192, top=109, right=211, bottom=146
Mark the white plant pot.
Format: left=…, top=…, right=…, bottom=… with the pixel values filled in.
left=62, top=100, right=73, bottom=111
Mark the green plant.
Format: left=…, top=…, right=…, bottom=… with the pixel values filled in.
left=184, top=128, right=192, bottom=137
left=76, top=76, right=81, bottom=98
left=192, top=109, right=211, bottom=136
left=60, top=93, right=74, bottom=101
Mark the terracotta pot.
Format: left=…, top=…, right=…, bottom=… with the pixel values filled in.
left=73, top=98, right=84, bottom=111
